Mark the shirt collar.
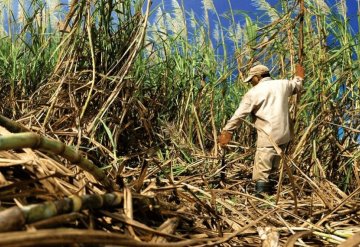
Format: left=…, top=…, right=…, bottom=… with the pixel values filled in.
left=259, top=77, right=271, bottom=83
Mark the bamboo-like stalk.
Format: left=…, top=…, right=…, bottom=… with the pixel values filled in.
left=86, top=0, right=152, bottom=134
left=0, top=192, right=123, bottom=232
left=0, top=132, right=113, bottom=190
left=78, top=2, right=97, bottom=121
left=0, top=115, right=29, bottom=133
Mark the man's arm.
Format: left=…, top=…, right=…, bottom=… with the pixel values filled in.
left=223, top=93, right=253, bottom=132
left=218, top=94, right=253, bottom=147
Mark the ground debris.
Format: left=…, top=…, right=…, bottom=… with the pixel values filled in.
left=0, top=119, right=359, bottom=246
left=0, top=138, right=359, bottom=247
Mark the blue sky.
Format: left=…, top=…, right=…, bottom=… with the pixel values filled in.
left=4, top=0, right=358, bottom=40
left=5, top=0, right=359, bottom=33
left=152, top=0, right=359, bottom=32
left=147, top=0, right=359, bottom=64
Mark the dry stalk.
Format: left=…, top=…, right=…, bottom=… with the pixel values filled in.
left=0, top=132, right=113, bottom=190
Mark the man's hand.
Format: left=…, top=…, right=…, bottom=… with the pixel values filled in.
left=295, top=64, right=305, bottom=79
left=218, top=130, right=232, bottom=148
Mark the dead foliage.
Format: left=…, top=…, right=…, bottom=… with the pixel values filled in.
left=0, top=123, right=359, bottom=246
left=0, top=0, right=359, bottom=246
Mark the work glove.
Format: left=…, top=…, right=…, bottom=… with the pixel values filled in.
left=218, top=130, right=232, bottom=148
left=295, top=64, right=305, bottom=79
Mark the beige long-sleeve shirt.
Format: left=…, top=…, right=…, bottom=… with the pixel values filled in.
left=223, top=76, right=303, bottom=147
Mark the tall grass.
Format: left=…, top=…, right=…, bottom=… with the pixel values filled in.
left=0, top=0, right=61, bottom=117
left=139, top=0, right=359, bottom=190
left=0, top=0, right=358, bottom=191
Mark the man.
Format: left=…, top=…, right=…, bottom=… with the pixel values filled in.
left=218, top=64, right=305, bottom=197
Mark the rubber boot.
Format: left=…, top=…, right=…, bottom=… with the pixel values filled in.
left=255, top=181, right=272, bottom=198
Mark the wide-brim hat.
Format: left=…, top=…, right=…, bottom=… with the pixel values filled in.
left=244, top=64, right=270, bottom=82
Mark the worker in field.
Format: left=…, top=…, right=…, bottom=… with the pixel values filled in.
left=218, top=64, right=305, bottom=198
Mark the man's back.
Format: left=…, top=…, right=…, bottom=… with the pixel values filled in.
left=248, top=77, right=296, bottom=146
left=223, top=76, right=303, bottom=147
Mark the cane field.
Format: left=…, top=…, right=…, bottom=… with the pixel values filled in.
left=0, top=0, right=359, bottom=246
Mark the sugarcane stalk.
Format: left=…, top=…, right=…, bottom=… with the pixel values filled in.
left=296, top=0, right=305, bottom=109
left=220, top=148, right=227, bottom=182
left=290, top=0, right=305, bottom=120
left=0, top=132, right=114, bottom=190
left=313, top=231, right=346, bottom=244
left=280, top=0, right=306, bottom=215
left=30, top=212, right=85, bottom=229
left=0, top=228, right=211, bottom=247
left=333, top=229, right=357, bottom=239
left=298, top=0, right=305, bottom=65
left=0, top=192, right=123, bottom=232
left=0, top=114, right=114, bottom=190
left=0, top=115, right=29, bottom=133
